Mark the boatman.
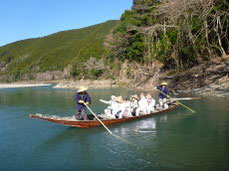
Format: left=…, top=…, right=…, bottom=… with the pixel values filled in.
left=74, top=86, right=91, bottom=120
left=155, top=81, right=169, bottom=109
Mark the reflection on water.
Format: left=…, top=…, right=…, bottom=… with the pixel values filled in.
left=160, top=115, right=167, bottom=122
left=135, top=118, right=157, bottom=133
left=0, top=87, right=229, bottom=170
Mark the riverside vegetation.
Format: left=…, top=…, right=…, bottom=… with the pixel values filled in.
left=110, top=0, right=229, bottom=96
left=0, top=0, right=228, bottom=96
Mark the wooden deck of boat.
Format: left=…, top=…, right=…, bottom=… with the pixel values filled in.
left=29, top=103, right=179, bottom=128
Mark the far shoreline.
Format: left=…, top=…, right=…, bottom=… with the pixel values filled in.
left=0, top=79, right=117, bottom=89
left=0, top=83, right=52, bottom=89
left=0, top=79, right=228, bottom=98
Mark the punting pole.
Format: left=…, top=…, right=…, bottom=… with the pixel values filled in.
left=174, top=97, right=201, bottom=101
left=84, top=102, right=113, bottom=135
left=155, top=88, right=196, bottom=113
left=84, top=102, right=135, bottom=145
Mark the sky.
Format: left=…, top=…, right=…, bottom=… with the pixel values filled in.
left=0, top=0, right=133, bottom=46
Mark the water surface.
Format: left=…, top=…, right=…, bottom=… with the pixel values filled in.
left=0, top=87, right=229, bottom=170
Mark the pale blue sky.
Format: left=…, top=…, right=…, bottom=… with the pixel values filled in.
left=0, top=0, right=133, bottom=46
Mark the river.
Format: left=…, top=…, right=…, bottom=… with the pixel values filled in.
left=0, top=86, right=229, bottom=170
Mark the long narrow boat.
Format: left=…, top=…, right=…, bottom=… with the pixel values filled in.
left=29, top=103, right=179, bottom=128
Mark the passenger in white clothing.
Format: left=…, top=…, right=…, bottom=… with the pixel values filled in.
left=122, top=98, right=132, bottom=117
left=136, top=93, right=148, bottom=116
left=145, top=93, right=156, bottom=113
left=130, top=94, right=139, bottom=116
left=100, top=95, right=117, bottom=118
left=113, top=96, right=126, bottom=118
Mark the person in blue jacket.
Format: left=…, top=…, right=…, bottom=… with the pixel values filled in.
left=155, top=82, right=169, bottom=109
left=74, top=86, right=91, bottom=120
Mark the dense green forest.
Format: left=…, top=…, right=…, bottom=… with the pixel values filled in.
left=0, top=20, right=118, bottom=81
left=111, top=0, right=229, bottom=69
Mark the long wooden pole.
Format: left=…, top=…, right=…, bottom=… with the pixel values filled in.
left=83, top=102, right=135, bottom=146
left=155, top=88, right=196, bottom=113
left=173, top=97, right=201, bottom=101
left=83, top=102, right=113, bottom=135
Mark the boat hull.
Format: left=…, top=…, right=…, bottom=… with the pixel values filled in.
left=29, top=104, right=179, bottom=128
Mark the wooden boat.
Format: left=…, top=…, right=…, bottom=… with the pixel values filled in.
left=29, top=103, right=179, bottom=128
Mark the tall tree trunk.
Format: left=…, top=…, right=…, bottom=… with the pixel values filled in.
left=216, top=16, right=227, bottom=56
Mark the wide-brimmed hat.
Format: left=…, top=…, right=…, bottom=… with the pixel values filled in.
left=160, top=81, right=168, bottom=86
left=131, top=94, right=139, bottom=100
left=115, top=96, right=124, bottom=103
left=77, top=86, right=88, bottom=93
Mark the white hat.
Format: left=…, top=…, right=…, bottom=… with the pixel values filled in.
left=111, top=95, right=116, bottom=100
left=77, top=86, right=88, bottom=93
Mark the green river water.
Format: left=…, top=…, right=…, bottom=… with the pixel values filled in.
left=0, top=86, right=229, bottom=170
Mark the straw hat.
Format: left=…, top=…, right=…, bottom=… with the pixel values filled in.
left=160, top=81, right=168, bottom=86
left=131, top=94, right=139, bottom=100
left=115, top=96, right=124, bottom=103
left=77, top=86, right=88, bottom=93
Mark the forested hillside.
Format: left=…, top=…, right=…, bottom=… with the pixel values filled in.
left=0, top=20, right=118, bottom=81
left=107, top=0, right=229, bottom=94
left=111, top=0, right=228, bottom=69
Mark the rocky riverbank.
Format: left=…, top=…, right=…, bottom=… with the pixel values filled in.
left=168, top=56, right=229, bottom=98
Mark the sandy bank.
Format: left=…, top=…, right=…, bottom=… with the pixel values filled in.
left=0, top=83, right=52, bottom=89
left=53, top=80, right=117, bottom=89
